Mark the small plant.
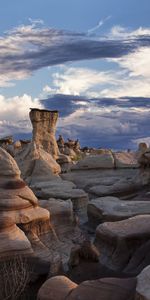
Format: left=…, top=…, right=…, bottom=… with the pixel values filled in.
left=0, top=256, right=31, bottom=300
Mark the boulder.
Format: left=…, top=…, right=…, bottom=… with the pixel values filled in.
left=88, top=197, right=150, bottom=227
left=15, top=142, right=61, bottom=184
left=114, top=152, right=138, bottom=168
left=37, top=276, right=136, bottom=300
left=135, top=265, right=150, bottom=300
left=39, top=199, right=76, bottom=237
left=36, top=186, right=88, bottom=211
left=89, top=180, right=141, bottom=198
left=71, top=153, right=115, bottom=170
left=37, top=276, right=77, bottom=300
left=94, top=215, right=150, bottom=271
left=69, top=277, right=136, bottom=300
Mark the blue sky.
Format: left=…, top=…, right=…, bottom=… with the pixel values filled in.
left=0, top=0, right=150, bottom=149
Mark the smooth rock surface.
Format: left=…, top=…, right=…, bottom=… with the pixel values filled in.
left=135, top=265, right=150, bottom=300
left=88, top=197, right=150, bottom=227
left=37, top=276, right=77, bottom=300
left=95, top=215, right=150, bottom=271
left=72, top=153, right=115, bottom=170
left=114, top=152, right=138, bottom=168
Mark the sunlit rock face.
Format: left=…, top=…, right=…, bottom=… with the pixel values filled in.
left=0, top=147, right=52, bottom=262
left=15, top=142, right=61, bottom=185
left=94, top=214, right=150, bottom=274
left=37, top=275, right=136, bottom=300
left=29, top=108, right=59, bottom=159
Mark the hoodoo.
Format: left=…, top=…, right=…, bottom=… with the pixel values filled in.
left=29, top=108, right=59, bottom=158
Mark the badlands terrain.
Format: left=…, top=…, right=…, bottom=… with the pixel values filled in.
left=1, top=108, right=150, bottom=299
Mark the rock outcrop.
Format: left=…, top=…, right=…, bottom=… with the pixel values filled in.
left=94, top=215, right=150, bottom=273
left=72, top=152, right=115, bottom=170
left=0, top=147, right=52, bottom=263
left=71, top=151, right=138, bottom=170
left=88, top=197, right=150, bottom=227
left=15, top=142, right=61, bottom=184
left=135, top=265, right=150, bottom=299
left=37, top=275, right=136, bottom=300
left=29, top=108, right=59, bottom=159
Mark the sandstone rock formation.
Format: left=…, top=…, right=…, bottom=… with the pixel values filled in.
left=15, top=142, right=61, bottom=184
left=37, top=275, right=136, bottom=300
left=88, top=197, right=150, bottom=227
left=72, top=152, right=115, bottom=170
left=30, top=108, right=59, bottom=159
left=37, top=276, right=77, bottom=300
left=0, top=147, right=53, bottom=263
left=33, top=180, right=88, bottom=212
left=88, top=179, right=142, bottom=198
left=71, top=151, right=138, bottom=170
left=94, top=215, right=150, bottom=273
left=39, top=198, right=76, bottom=237
left=114, top=152, right=138, bottom=168
left=135, top=265, right=150, bottom=299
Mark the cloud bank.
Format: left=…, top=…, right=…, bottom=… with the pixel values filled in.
left=0, top=22, right=150, bottom=87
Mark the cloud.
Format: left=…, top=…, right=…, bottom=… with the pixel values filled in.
left=0, top=22, right=150, bottom=87
left=0, top=94, right=43, bottom=137
left=42, top=66, right=115, bottom=96
left=87, top=16, right=111, bottom=34
left=41, top=94, right=150, bottom=149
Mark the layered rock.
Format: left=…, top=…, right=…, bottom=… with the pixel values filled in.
left=37, top=275, right=136, bottom=300
left=114, top=152, right=138, bottom=168
left=94, top=215, right=150, bottom=273
left=15, top=142, right=61, bottom=184
left=72, top=152, right=115, bottom=170
left=88, top=179, right=142, bottom=198
left=39, top=199, right=76, bottom=237
left=88, top=197, right=150, bottom=227
left=71, top=151, right=138, bottom=170
left=0, top=147, right=52, bottom=262
left=29, top=108, right=59, bottom=159
left=31, top=179, right=88, bottom=212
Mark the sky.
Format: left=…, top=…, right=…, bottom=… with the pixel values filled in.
left=0, top=0, right=150, bottom=149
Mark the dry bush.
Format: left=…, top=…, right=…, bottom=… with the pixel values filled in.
left=0, top=256, right=31, bottom=300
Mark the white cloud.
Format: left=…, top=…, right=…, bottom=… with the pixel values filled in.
left=42, top=66, right=118, bottom=97
left=0, top=94, right=43, bottom=136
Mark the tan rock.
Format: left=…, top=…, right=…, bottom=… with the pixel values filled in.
left=15, top=142, right=61, bottom=183
left=88, top=197, right=150, bottom=227
left=95, top=215, right=150, bottom=271
left=72, top=153, right=115, bottom=170
left=114, top=152, right=138, bottom=168
left=37, top=275, right=77, bottom=300
left=29, top=108, right=59, bottom=158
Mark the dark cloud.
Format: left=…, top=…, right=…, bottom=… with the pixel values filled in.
left=0, top=25, right=150, bottom=81
left=42, top=94, right=150, bottom=149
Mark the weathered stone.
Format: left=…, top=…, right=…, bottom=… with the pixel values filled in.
left=114, top=152, right=138, bottom=168
left=89, top=180, right=141, bottom=198
left=88, top=197, right=150, bottom=227
left=69, top=277, right=136, bottom=300
left=135, top=265, right=150, bottom=300
left=0, top=147, right=53, bottom=263
left=37, top=276, right=77, bottom=300
left=94, top=215, right=150, bottom=271
left=15, top=142, right=60, bottom=184
left=71, top=153, right=115, bottom=170
left=39, top=199, right=76, bottom=237
left=29, top=108, right=59, bottom=158
left=38, top=276, right=136, bottom=300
